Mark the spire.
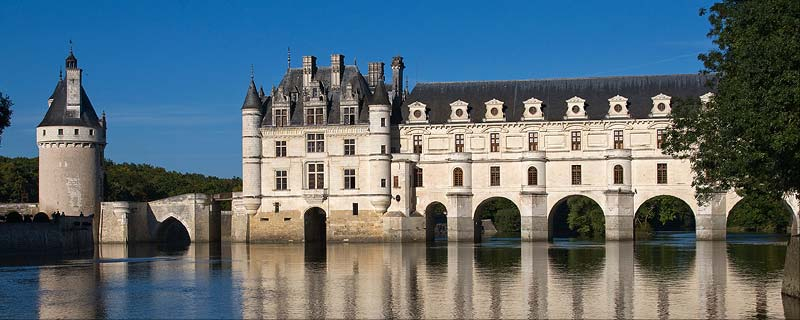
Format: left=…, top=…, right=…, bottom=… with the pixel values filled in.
left=370, top=81, right=390, bottom=106
left=259, top=86, right=265, bottom=98
left=241, top=78, right=261, bottom=110
left=287, top=47, right=291, bottom=71
left=65, top=40, right=77, bottom=69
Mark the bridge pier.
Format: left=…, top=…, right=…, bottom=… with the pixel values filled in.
left=605, top=191, right=635, bottom=241
left=447, top=192, right=475, bottom=242
left=696, top=193, right=727, bottom=241
left=520, top=193, right=548, bottom=241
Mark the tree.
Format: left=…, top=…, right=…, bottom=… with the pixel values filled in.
left=663, top=0, right=800, bottom=203
left=566, top=197, right=605, bottom=238
left=0, top=91, right=12, bottom=145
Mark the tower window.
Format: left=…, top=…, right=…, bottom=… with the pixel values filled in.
left=275, top=170, right=288, bottom=190
left=380, top=145, right=386, bottom=154
left=42, top=130, right=46, bottom=136
left=527, top=167, right=538, bottom=186
left=490, top=133, right=499, bottom=152
left=393, top=176, right=399, bottom=188
left=528, top=132, right=538, bottom=151
left=613, top=165, right=624, bottom=184
left=490, top=166, right=500, bottom=186
left=307, top=163, right=324, bottom=189
left=415, top=168, right=423, bottom=187
left=571, top=165, right=582, bottom=185
left=613, top=130, right=624, bottom=149
left=381, top=179, right=386, bottom=188
left=381, top=118, right=386, bottom=127
left=306, top=133, right=325, bottom=153
left=58, top=129, right=63, bottom=136
left=657, top=163, right=668, bottom=184
left=453, top=167, right=464, bottom=187
left=454, top=134, right=464, bottom=152
left=571, top=131, right=581, bottom=150
left=89, top=129, right=94, bottom=136
left=344, top=139, right=356, bottom=156
left=413, top=135, right=422, bottom=154
left=344, top=169, right=356, bottom=189
left=74, top=129, right=79, bottom=135
left=275, top=140, right=287, bottom=157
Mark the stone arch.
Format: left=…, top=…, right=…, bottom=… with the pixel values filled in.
left=473, top=196, right=521, bottom=241
left=33, top=212, right=50, bottom=223
left=4, top=211, right=22, bottom=223
left=726, top=195, right=797, bottom=234
left=547, top=194, right=605, bottom=240
left=423, top=201, right=448, bottom=242
left=304, top=207, right=327, bottom=243
left=156, top=217, right=191, bottom=248
left=633, top=195, right=696, bottom=239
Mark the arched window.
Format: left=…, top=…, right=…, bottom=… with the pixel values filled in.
left=453, top=168, right=464, bottom=187
left=527, top=167, right=538, bottom=186
left=613, top=165, right=624, bottom=184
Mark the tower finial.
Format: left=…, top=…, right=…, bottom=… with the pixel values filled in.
left=250, top=64, right=254, bottom=81
left=287, top=47, right=291, bottom=71
left=59, top=67, right=63, bottom=81
left=69, top=39, right=73, bottom=54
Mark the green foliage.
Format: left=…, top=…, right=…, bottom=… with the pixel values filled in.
left=0, top=156, right=38, bottom=203
left=566, top=196, right=605, bottom=238
left=0, top=91, right=11, bottom=145
left=634, top=196, right=695, bottom=234
left=727, top=195, right=793, bottom=233
left=475, top=198, right=520, bottom=234
left=663, top=0, right=800, bottom=203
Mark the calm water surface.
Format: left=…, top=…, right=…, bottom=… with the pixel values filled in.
left=0, top=233, right=798, bottom=319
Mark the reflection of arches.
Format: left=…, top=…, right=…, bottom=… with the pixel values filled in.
left=156, top=217, right=191, bottom=248
left=424, top=202, right=448, bottom=242
left=727, top=196, right=795, bottom=234
left=634, top=195, right=695, bottom=237
left=304, top=207, right=327, bottom=243
left=452, top=168, right=464, bottom=187
left=548, top=195, right=605, bottom=240
left=474, top=197, right=521, bottom=241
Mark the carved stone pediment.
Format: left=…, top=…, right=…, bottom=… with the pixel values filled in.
left=407, top=101, right=428, bottom=124
left=564, top=96, right=587, bottom=120
left=607, top=95, right=630, bottom=119
left=484, top=98, right=505, bottom=122
left=650, top=93, right=672, bottom=117
left=522, top=97, right=544, bottom=121
left=449, top=100, right=470, bottom=122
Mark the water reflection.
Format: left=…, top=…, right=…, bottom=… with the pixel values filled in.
left=0, top=233, right=796, bottom=319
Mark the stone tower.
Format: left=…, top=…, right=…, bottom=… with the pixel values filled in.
left=368, top=81, right=392, bottom=213
left=37, top=50, right=106, bottom=216
left=241, top=77, right=262, bottom=215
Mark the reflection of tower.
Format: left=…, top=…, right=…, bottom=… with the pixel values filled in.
left=37, top=49, right=106, bottom=216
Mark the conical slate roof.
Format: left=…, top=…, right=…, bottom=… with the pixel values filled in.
left=370, top=81, right=390, bottom=106
left=38, top=79, right=102, bottom=128
left=241, top=79, right=261, bottom=110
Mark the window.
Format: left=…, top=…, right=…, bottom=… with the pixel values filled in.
left=344, top=169, right=356, bottom=189
left=455, top=134, right=464, bottom=152
left=657, top=163, right=668, bottom=184
left=571, top=165, right=582, bottom=185
left=527, top=167, right=538, bottom=186
left=275, top=170, right=288, bottom=190
left=352, top=203, right=359, bottom=216
left=415, top=168, right=423, bottom=187
left=307, top=163, right=324, bottom=189
left=413, top=135, right=422, bottom=154
left=613, top=165, right=624, bottom=184
left=274, top=202, right=280, bottom=213
left=342, top=107, right=357, bottom=125
left=89, top=129, right=94, bottom=136
left=453, top=168, right=464, bottom=187
left=42, top=130, right=46, bottom=136
left=381, top=179, right=386, bottom=188
left=306, top=133, right=325, bottom=153
left=275, top=141, right=287, bottom=157
left=393, top=176, right=399, bottom=188
left=58, top=129, right=64, bottom=135
left=274, top=108, right=288, bottom=126
left=305, top=107, right=324, bottom=125
left=571, top=131, right=581, bottom=150
left=381, top=118, right=386, bottom=127
left=490, top=166, right=500, bottom=186
left=528, top=132, right=538, bottom=151
left=380, top=145, right=386, bottom=154
left=490, top=133, right=500, bottom=152
left=74, top=129, right=79, bottom=135
left=613, top=130, right=624, bottom=149
left=344, top=139, right=356, bottom=156
left=657, top=129, right=665, bottom=149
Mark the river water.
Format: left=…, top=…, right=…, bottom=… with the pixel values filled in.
left=0, top=233, right=798, bottom=319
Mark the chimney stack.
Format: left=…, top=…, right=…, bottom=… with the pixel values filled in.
left=331, top=54, right=344, bottom=89
left=302, top=55, right=317, bottom=87
left=391, top=56, right=404, bottom=97
left=367, top=62, right=384, bottom=89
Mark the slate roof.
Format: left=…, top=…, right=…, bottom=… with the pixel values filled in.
left=400, top=74, right=715, bottom=124
left=38, top=79, right=103, bottom=128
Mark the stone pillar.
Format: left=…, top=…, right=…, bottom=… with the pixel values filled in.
left=696, top=193, right=727, bottom=240
left=783, top=218, right=800, bottom=298
left=520, top=193, right=548, bottom=241
left=447, top=193, right=474, bottom=242
left=605, top=191, right=634, bottom=240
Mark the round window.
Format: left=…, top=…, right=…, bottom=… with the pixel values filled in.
left=571, top=105, right=580, bottom=114
left=528, top=106, right=537, bottom=115
left=455, top=109, right=464, bottom=117
left=490, top=108, right=499, bottom=116
left=413, top=110, right=422, bottom=118
left=614, top=104, right=622, bottom=113
left=657, top=103, right=666, bottom=112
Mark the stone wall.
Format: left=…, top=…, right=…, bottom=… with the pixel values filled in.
left=0, top=203, right=39, bottom=216
left=0, top=216, right=93, bottom=254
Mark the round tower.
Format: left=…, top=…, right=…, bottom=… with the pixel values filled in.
left=368, top=80, right=393, bottom=213
left=37, top=50, right=106, bottom=216
left=241, top=78, right=263, bottom=215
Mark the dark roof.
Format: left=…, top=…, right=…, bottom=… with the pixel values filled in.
left=241, top=79, right=262, bottom=110
left=370, top=82, right=390, bottom=106
left=401, top=74, right=715, bottom=123
left=38, top=79, right=102, bottom=128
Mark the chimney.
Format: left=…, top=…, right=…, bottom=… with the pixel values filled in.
left=302, top=55, right=317, bottom=87
left=331, top=54, right=344, bottom=89
left=391, top=56, right=405, bottom=96
left=367, top=62, right=384, bottom=89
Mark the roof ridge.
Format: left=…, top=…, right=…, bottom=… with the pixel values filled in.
left=416, top=73, right=705, bottom=85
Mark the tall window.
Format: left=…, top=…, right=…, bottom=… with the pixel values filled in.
left=307, top=163, right=325, bottom=189
left=274, top=109, right=288, bottom=127
left=275, top=141, right=287, bottom=157
left=527, top=167, right=538, bottom=186
left=381, top=118, right=386, bottom=127
left=342, top=107, right=357, bottom=125
left=657, top=163, right=668, bottom=184
left=413, top=135, right=422, bottom=154
left=528, top=132, right=539, bottom=151
left=344, top=139, right=356, bottom=156
left=393, top=176, right=400, bottom=188
left=453, top=168, right=464, bottom=187
left=490, top=133, right=500, bottom=152
left=613, top=165, right=624, bottom=184
left=58, top=129, right=63, bottom=135
left=415, top=168, right=423, bottom=187
left=490, top=166, right=500, bottom=186
left=613, top=130, right=624, bottom=149
left=344, top=169, right=356, bottom=189
left=275, top=170, right=287, bottom=190
left=305, top=107, right=324, bottom=125
left=306, top=133, right=325, bottom=153
left=454, top=134, right=464, bottom=152
left=571, top=165, right=582, bottom=185
left=657, top=129, right=665, bottom=149
left=74, top=129, right=79, bottom=135
left=571, top=131, right=581, bottom=151
left=380, top=145, right=386, bottom=154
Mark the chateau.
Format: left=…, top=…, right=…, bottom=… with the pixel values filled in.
left=233, top=52, right=795, bottom=243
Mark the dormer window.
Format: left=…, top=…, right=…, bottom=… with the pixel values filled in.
left=483, top=99, right=505, bottom=122
left=565, top=96, right=587, bottom=120
left=449, top=100, right=469, bottom=123
left=650, top=93, right=672, bottom=117
left=342, top=106, right=357, bottom=125
left=305, top=107, right=325, bottom=125
left=522, top=97, right=544, bottom=121
left=407, top=101, right=428, bottom=124
left=274, top=108, right=289, bottom=126
left=607, top=95, right=630, bottom=118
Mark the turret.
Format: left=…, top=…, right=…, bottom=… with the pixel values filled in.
left=241, top=78, right=263, bottom=215
left=368, top=82, right=392, bottom=213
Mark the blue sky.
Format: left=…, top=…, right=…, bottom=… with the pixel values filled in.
left=0, top=0, right=716, bottom=178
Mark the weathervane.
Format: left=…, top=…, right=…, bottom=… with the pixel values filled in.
left=287, top=47, right=291, bottom=71
left=250, top=64, right=254, bottom=80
